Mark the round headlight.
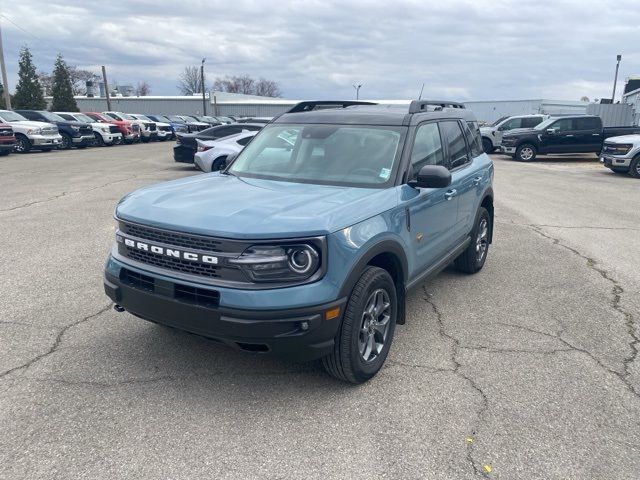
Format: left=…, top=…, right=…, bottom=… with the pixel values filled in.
left=287, top=246, right=319, bottom=274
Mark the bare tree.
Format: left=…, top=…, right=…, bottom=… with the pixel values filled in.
left=212, top=74, right=282, bottom=97
left=37, top=71, right=53, bottom=95
left=39, top=67, right=101, bottom=96
left=580, top=96, right=590, bottom=102
left=177, top=66, right=204, bottom=95
left=135, top=81, right=151, bottom=96
left=255, top=78, right=282, bottom=97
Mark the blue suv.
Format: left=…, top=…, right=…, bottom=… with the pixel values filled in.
left=104, top=100, right=494, bottom=383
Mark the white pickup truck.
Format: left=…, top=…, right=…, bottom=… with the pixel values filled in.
left=0, top=110, right=62, bottom=153
left=480, top=114, right=548, bottom=153
left=600, top=134, right=640, bottom=178
left=56, top=112, right=123, bottom=146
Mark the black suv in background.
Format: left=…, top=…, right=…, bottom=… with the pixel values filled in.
left=173, top=123, right=263, bottom=163
left=16, top=110, right=95, bottom=150
left=501, top=115, right=640, bottom=161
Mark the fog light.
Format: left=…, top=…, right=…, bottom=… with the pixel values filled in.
left=300, top=321, right=309, bottom=331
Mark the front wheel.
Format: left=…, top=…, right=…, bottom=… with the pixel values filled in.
left=482, top=138, right=493, bottom=154
left=60, top=133, right=72, bottom=150
left=515, top=143, right=537, bottom=161
left=322, top=266, right=397, bottom=384
left=629, top=156, right=640, bottom=179
left=454, top=207, right=491, bottom=274
left=94, top=132, right=105, bottom=146
left=15, top=134, right=32, bottom=153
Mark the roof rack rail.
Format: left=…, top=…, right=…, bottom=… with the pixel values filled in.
left=408, top=100, right=466, bottom=113
left=286, top=100, right=377, bottom=113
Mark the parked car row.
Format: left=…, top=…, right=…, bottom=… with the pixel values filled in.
left=0, top=110, right=257, bottom=155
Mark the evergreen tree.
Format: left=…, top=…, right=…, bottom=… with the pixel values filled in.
left=50, top=54, right=78, bottom=112
left=13, top=46, right=46, bottom=110
left=0, top=83, right=6, bottom=109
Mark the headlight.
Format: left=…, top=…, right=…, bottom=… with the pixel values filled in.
left=607, top=144, right=632, bottom=155
left=176, top=125, right=188, bottom=133
left=71, top=125, right=80, bottom=131
left=100, top=126, right=110, bottom=133
left=230, top=243, right=321, bottom=282
left=27, top=128, right=42, bottom=135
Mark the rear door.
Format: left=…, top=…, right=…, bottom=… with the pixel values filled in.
left=573, top=117, right=603, bottom=152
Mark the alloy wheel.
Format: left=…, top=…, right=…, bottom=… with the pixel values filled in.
left=476, top=218, right=488, bottom=262
left=359, top=289, right=391, bottom=362
left=520, top=147, right=534, bottom=161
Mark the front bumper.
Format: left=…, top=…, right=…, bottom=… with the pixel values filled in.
left=72, top=134, right=95, bottom=146
left=102, top=132, right=123, bottom=144
left=31, top=134, right=62, bottom=147
left=500, top=146, right=516, bottom=154
left=141, top=130, right=158, bottom=140
left=104, top=259, right=345, bottom=361
left=600, top=154, right=632, bottom=168
left=157, top=130, right=172, bottom=139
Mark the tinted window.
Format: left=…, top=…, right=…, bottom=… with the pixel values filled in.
left=58, top=113, right=75, bottom=121
left=501, top=118, right=522, bottom=130
left=464, top=121, right=484, bottom=158
left=574, top=117, right=600, bottom=130
left=214, top=126, right=241, bottom=139
left=236, top=136, right=252, bottom=146
left=440, top=121, right=469, bottom=169
left=410, top=123, right=445, bottom=177
left=521, top=117, right=544, bottom=128
left=551, top=118, right=573, bottom=132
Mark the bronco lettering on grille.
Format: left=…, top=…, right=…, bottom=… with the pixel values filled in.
left=118, top=235, right=218, bottom=264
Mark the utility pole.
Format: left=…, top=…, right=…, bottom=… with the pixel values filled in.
left=611, top=54, right=622, bottom=103
left=353, top=84, right=362, bottom=100
left=0, top=20, right=12, bottom=109
left=201, top=58, right=207, bottom=116
left=101, top=65, right=112, bottom=111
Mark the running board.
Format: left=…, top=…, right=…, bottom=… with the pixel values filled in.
left=405, top=237, right=471, bottom=291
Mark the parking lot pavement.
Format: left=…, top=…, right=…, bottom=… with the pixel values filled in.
left=1, top=146, right=639, bottom=479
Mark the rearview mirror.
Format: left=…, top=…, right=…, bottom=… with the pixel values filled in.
left=408, top=165, right=451, bottom=189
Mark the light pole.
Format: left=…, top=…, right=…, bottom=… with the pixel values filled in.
left=201, top=58, right=207, bottom=115
left=0, top=21, right=11, bottom=109
left=611, top=54, right=622, bottom=103
left=353, top=84, right=362, bottom=100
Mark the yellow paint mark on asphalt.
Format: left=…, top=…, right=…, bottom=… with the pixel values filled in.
left=465, top=437, right=474, bottom=443
left=483, top=464, right=493, bottom=474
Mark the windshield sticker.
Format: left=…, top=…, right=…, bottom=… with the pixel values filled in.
left=379, top=168, right=391, bottom=180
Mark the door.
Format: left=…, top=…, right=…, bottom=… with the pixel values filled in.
left=494, top=117, right=522, bottom=145
left=400, top=121, right=458, bottom=277
left=541, top=118, right=576, bottom=153
left=573, top=117, right=603, bottom=152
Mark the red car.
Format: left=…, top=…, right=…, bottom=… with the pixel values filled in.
left=0, top=123, right=16, bottom=156
left=83, top=112, right=140, bottom=144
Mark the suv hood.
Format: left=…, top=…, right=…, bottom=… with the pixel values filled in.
left=605, top=134, right=640, bottom=144
left=115, top=174, right=398, bottom=239
left=7, top=120, right=56, bottom=129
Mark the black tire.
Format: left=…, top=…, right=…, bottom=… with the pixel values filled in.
left=40, top=148, right=53, bottom=152
left=482, top=138, right=494, bottom=154
left=629, top=156, right=640, bottom=179
left=211, top=156, right=228, bottom=172
left=322, top=266, right=397, bottom=384
left=15, top=134, right=31, bottom=153
left=0, top=150, right=10, bottom=156
left=515, top=143, right=537, bottom=162
left=76, top=145, right=87, bottom=149
left=454, top=207, right=491, bottom=274
left=94, top=132, right=105, bottom=146
left=59, top=133, right=72, bottom=150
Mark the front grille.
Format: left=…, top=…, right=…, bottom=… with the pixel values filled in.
left=131, top=124, right=140, bottom=133
left=174, top=284, right=220, bottom=308
left=0, top=128, right=13, bottom=136
left=109, top=125, right=120, bottom=134
left=159, top=125, right=171, bottom=132
left=121, top=268, right=155, bottom=292
left=120, top=221, right=224, bottom=252
left=42, top=127, right=58, bottom=135
left=126, top=249, right=221, bottom=278
left=149, top=123, right=157, bottom=131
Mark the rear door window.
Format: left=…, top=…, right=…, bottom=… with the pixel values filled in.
left=440, top=121, right=469, bottom=169
left=464, top=121, right=484, bottom=157
left=521, top=117, right=544, bottom=128
left=574, top=117, right=600, bottom=131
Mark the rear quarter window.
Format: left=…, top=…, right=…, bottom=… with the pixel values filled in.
left=464, top=121, right=484, bottom=157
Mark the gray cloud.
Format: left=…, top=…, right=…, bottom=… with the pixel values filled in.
left=3, top=0, right=639, bottom=101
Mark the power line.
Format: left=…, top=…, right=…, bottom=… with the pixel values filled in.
left=0, top=14, right=42, bottom=42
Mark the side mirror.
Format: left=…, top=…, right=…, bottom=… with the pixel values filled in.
left=546, top=128, right=557, bottom=135
left=408, top=165, right=451, bottom=189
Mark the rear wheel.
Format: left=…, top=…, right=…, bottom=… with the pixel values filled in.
left=322, top=266, right=397, bottom=384
left=211, top=156, right=228, bottom=172
left=515, top=143, right=536, bottom=161
left=454, top=207, right=491, bottom=274
left=630, top=156, right=640, bottom=179
left=482, top=138, right=493, bottom=154
left=15, top=134, right=31, bottom=153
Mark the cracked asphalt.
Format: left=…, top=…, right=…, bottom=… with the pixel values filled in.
left=1, top=145, right=638, bottom=479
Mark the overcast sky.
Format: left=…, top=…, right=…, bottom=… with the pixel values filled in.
left=2, top=0, right=639, bottom=101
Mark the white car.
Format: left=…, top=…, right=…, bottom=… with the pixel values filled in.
left=56, top=112, right=122, bottom=146
left=129, top=114, right=173, bottom=141
left=194, top=131, right=257, bottom=172
left=600, top=134, right=640, bottom=178
left=0, top=110, right=62, bottom=153
left=480, top=114, right=549, bottom=153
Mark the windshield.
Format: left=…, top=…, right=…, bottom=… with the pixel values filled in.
left=534, top=118, right=557, bottom=130
left=40, top=111, right=66, bottom=122
left=135, top=115, right=152, bottom=122
left=122, top=114, right=137, bottom=120
left=153, top=115, right=170, bottom=122
left=186, top=115, right=200, bottom=122
left=73, top=114, right=94, bottom=123
left=169, top=116, right=185, bottom=122
left=229, top=124, right=405, bottom=188
left=490, top=116, right=509, bottom=127
left=0, top=111, right=28, bottom=122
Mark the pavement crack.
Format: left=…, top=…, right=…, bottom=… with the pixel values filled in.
left=422, top=286, right=490, bottom=478
left=0, top=303, right=113, bottom=380
left=496, top=220, right=640, bottom=232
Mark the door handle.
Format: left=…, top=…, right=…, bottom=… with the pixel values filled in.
left=472, top=176, right=482, bottom=186
left=444, top=189, right=457, bottom=200
left=565, top=134, right=574, bottom=137
left=592, top=133, right=600, bottom=136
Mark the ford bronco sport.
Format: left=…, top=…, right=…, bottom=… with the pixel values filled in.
left=104, top=100, right=494, bottom=383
